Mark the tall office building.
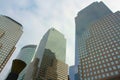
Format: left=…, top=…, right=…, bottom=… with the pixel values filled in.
left=0, top=15, right=23, bottom=72
left=69, top=66, right=78, bottom=80
left=36, top=49, right=68, bottom=80
left=36, top=28, right=66, bottom=64
left=75, top=1, right=120, bottom=80
left=71, top=2, right=113, bottom=80
left=24, top=28, right=68, bottom=80
left=17, top=45, right=36, bottom=80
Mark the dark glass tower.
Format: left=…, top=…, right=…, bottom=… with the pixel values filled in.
left=73, top=1, right=120, bottom=80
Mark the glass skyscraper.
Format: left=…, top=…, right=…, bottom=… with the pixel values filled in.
left=36, top=28, right=68, bottom=80
left=35, top=28, right=66, bottom=65
left=24, top=28, right=68, bottom=80
left=0, top=15, right=23, bottom=72
left=75, top=1, right=120, bottom=80
left=69, top=66, right=78, bottom=80
left=17, top=45, right=36, bottom=80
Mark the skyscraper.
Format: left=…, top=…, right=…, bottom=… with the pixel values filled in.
left=36, top=28, right=66, bottom=64
left=71, top=2, right=113, bottom=79
left=69, top=66, right=77, bottom=80
left=17, top=45, right=37, bottom=80
left=36, top=49, right=68, bottom=80
left=24, top=28, right=68, bottom=80
left=75, top=1, right=120, bottom=80
left=0, top=15, right=23, bottom=72
left=73, top=1, right=112, bottom=80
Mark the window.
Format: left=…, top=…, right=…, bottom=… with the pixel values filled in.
left=99, top=61, right=101, bottom=64
left=111, top=62, right=114, bottom=65
left=115, top=61, right=118, bottom=64
left=100, top=65, right=102, bottom=68
left=91, top=77, right=94, bottom=80
left=102, top=60, right=104, bottom=63
left=115, top=71, right=119, bottom=75
left=108, top=54, right=111, bottom=57
left=96, top=66, right=99, bottom=69
left=101, top=69, right=104, bottom=73
left=95, top=76, right=97, bottom=79
left=109, top=67, right=112, bottom=71
left=113, top=56, right=117, bottom=59
left=102, top=74, right=105, bottom=78
left=118, top=55, right=120, bottom=59
left=107, top=63, right=110, bottom=66
left=117, top=47, right=120, bottom=49
left=94, top=71, right=96, bottom=74
left=110, top=58, right=112, bottom=61
left=115, top=52, right=118, bottom=54
left=106, top=73, right=109, bottom=77
left=97, top=70, right=100, bottom=73
left=117, top=65, right=120, bottom=69
left=106, top=59, right=108, bottom=62
left=112, top=53, right=114, bottom=55
left=105, top=68, right=108, bottom=72
left=104, top=64, right=106, bottom=67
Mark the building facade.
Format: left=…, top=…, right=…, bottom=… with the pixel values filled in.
left=17, top=45, right=37, bottom=80
left=24, top=28, right=68, bottom=80
left=71, top=2, right=113, bottom=80
left=0, top=15, right=23, bottom=72
left=35, top=28, right=66, bottom=66
left=24, top=57, right=39, bottom=80
left=36, top=49, right=68, bottom=80
left=75, top=1, right=120, bottom=80
left=69, top=66, right=78, bottom=80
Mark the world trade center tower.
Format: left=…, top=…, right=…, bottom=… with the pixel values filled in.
left=75, top=1, right=120, bottom=80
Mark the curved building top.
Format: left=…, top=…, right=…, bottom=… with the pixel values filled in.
left=21, top=45, right=37, bottom=49
left=2, top=15, right=23, bottom=29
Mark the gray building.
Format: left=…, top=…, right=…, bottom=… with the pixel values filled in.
left=0, top=15, right=23, bottom=72
left=75, top=1, right=120, bottom=80
left=17, top=45, right=36, bottom=80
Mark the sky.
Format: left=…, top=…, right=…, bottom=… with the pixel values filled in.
left=0, top=0, right=120, bottom=79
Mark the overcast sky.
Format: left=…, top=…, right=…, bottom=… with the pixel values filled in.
left=0, top=0, right=120, bottom=79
